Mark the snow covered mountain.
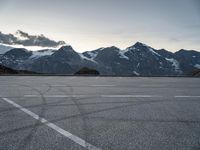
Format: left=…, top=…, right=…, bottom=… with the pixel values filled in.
left=0, top=44, right=14, bottom=54
left=0, top=42, right=200, bottom=76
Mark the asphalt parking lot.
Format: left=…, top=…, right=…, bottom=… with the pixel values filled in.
left=0, top=76, right=200, bottom=150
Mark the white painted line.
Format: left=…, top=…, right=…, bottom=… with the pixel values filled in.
left=24, top=95, right=88, bottom=98
left=51, top=85, right=67, bottom=87
left=1, top=97, right=100, bottom=150
left=89, top=85, right=116, bottom=87
left=24, top=94, right=162, bottom=98
left=175, top=96, right=200, bottom=98
left=101, top=95, right=161, bottom=98
left=24, top=95, right=38, bottom=97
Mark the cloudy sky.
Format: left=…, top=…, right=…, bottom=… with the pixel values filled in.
left=0, top=0, right=200, bottom=52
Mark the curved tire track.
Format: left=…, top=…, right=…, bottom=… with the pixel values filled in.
left=53, top=84, right=93, bottom=149
left=15, top=83, right=52, bottom=150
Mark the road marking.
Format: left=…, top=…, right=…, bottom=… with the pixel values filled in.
left=51, top=85, right=67, bottom=87
left=24, top=94, right=161, bottom=98
left=1, top=97, right=100, bottom=150
left=175, top=96, right=200, bottom=98
left=24, top=95, right=88, bottom=98
left=24, top=95, right=200, bottom=98
left=89, top=85, right=115, bottom=87
left=101, top=95, right=162, bottom=98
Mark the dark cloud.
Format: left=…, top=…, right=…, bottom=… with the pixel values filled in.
left=0, top=30, right=66, bottom=47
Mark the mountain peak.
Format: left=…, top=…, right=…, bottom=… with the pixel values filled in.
left=125, top=42, right=161, bottom=57
left=59, top=45, right=74, bottom=52
left=101, top=46, right=120, bottom=51
left=126, top=42, right=150, bottom=50
left=134, top=42, right=150, bottom=48
left=51, top=45, right=81, bottom=61
left=53, top=45, right=77, bottom=56
left=4, top=48, right=32, bottom=58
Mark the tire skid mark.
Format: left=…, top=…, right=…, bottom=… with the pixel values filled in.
left=1, top=97, right=200, bottom=138
left=53, top=85, right=93, bottom=150
left=0, top=96, right=97, bottom=113
left=15, top=83, right=52, bottom=150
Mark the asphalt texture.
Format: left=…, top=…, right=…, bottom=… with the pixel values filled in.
left=0, top=76, right=200, bottom=150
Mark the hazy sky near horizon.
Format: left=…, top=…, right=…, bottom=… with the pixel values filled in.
left=0, top=0, right=200, bottom=52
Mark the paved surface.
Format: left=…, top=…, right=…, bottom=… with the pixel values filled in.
left=0, top=76, right=200, bottom=150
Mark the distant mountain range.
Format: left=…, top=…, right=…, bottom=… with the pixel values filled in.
left=0, top=31, right=200, bottom=76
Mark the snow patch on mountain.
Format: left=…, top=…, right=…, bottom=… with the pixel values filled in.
left=79, top=53, right=97, bottom=63
left=122, top=46, right=137, bottom=54
left=118, top=51, right=129, bottom=60
left=87, top=51, right=98, bottom=59
left=148, top=47, right=161, bottom=57
left=133, top=71, right=140, bottom=76
left=31, top=49, right=56, bottom=58
left=166, top=58, right=180, bottom=72
left=194, top=64, right=200, bottom=69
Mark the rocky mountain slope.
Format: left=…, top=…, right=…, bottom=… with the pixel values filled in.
left=0, top=64, right=36, bottom=75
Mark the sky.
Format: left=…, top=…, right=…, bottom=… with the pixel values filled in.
left=0, top=0, right=200, bottom=52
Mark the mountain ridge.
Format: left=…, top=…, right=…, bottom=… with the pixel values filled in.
left=0, top=41, right=199, bottom=76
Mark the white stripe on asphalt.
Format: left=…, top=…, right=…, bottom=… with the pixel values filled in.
left=175, top=96, right=200, bottom=98
left=24, top=95, right=200, bottom=98
left=101, top=95, right=161, bottom=98
left=51, top=85, right=67, bottom=87
left=24, top=94, right=161, bottom=98
left=89, top=85, right=115, bottom=87
left=24, top=95, right=88, bottom=98
left=1, top=97, right=100, bottom=150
